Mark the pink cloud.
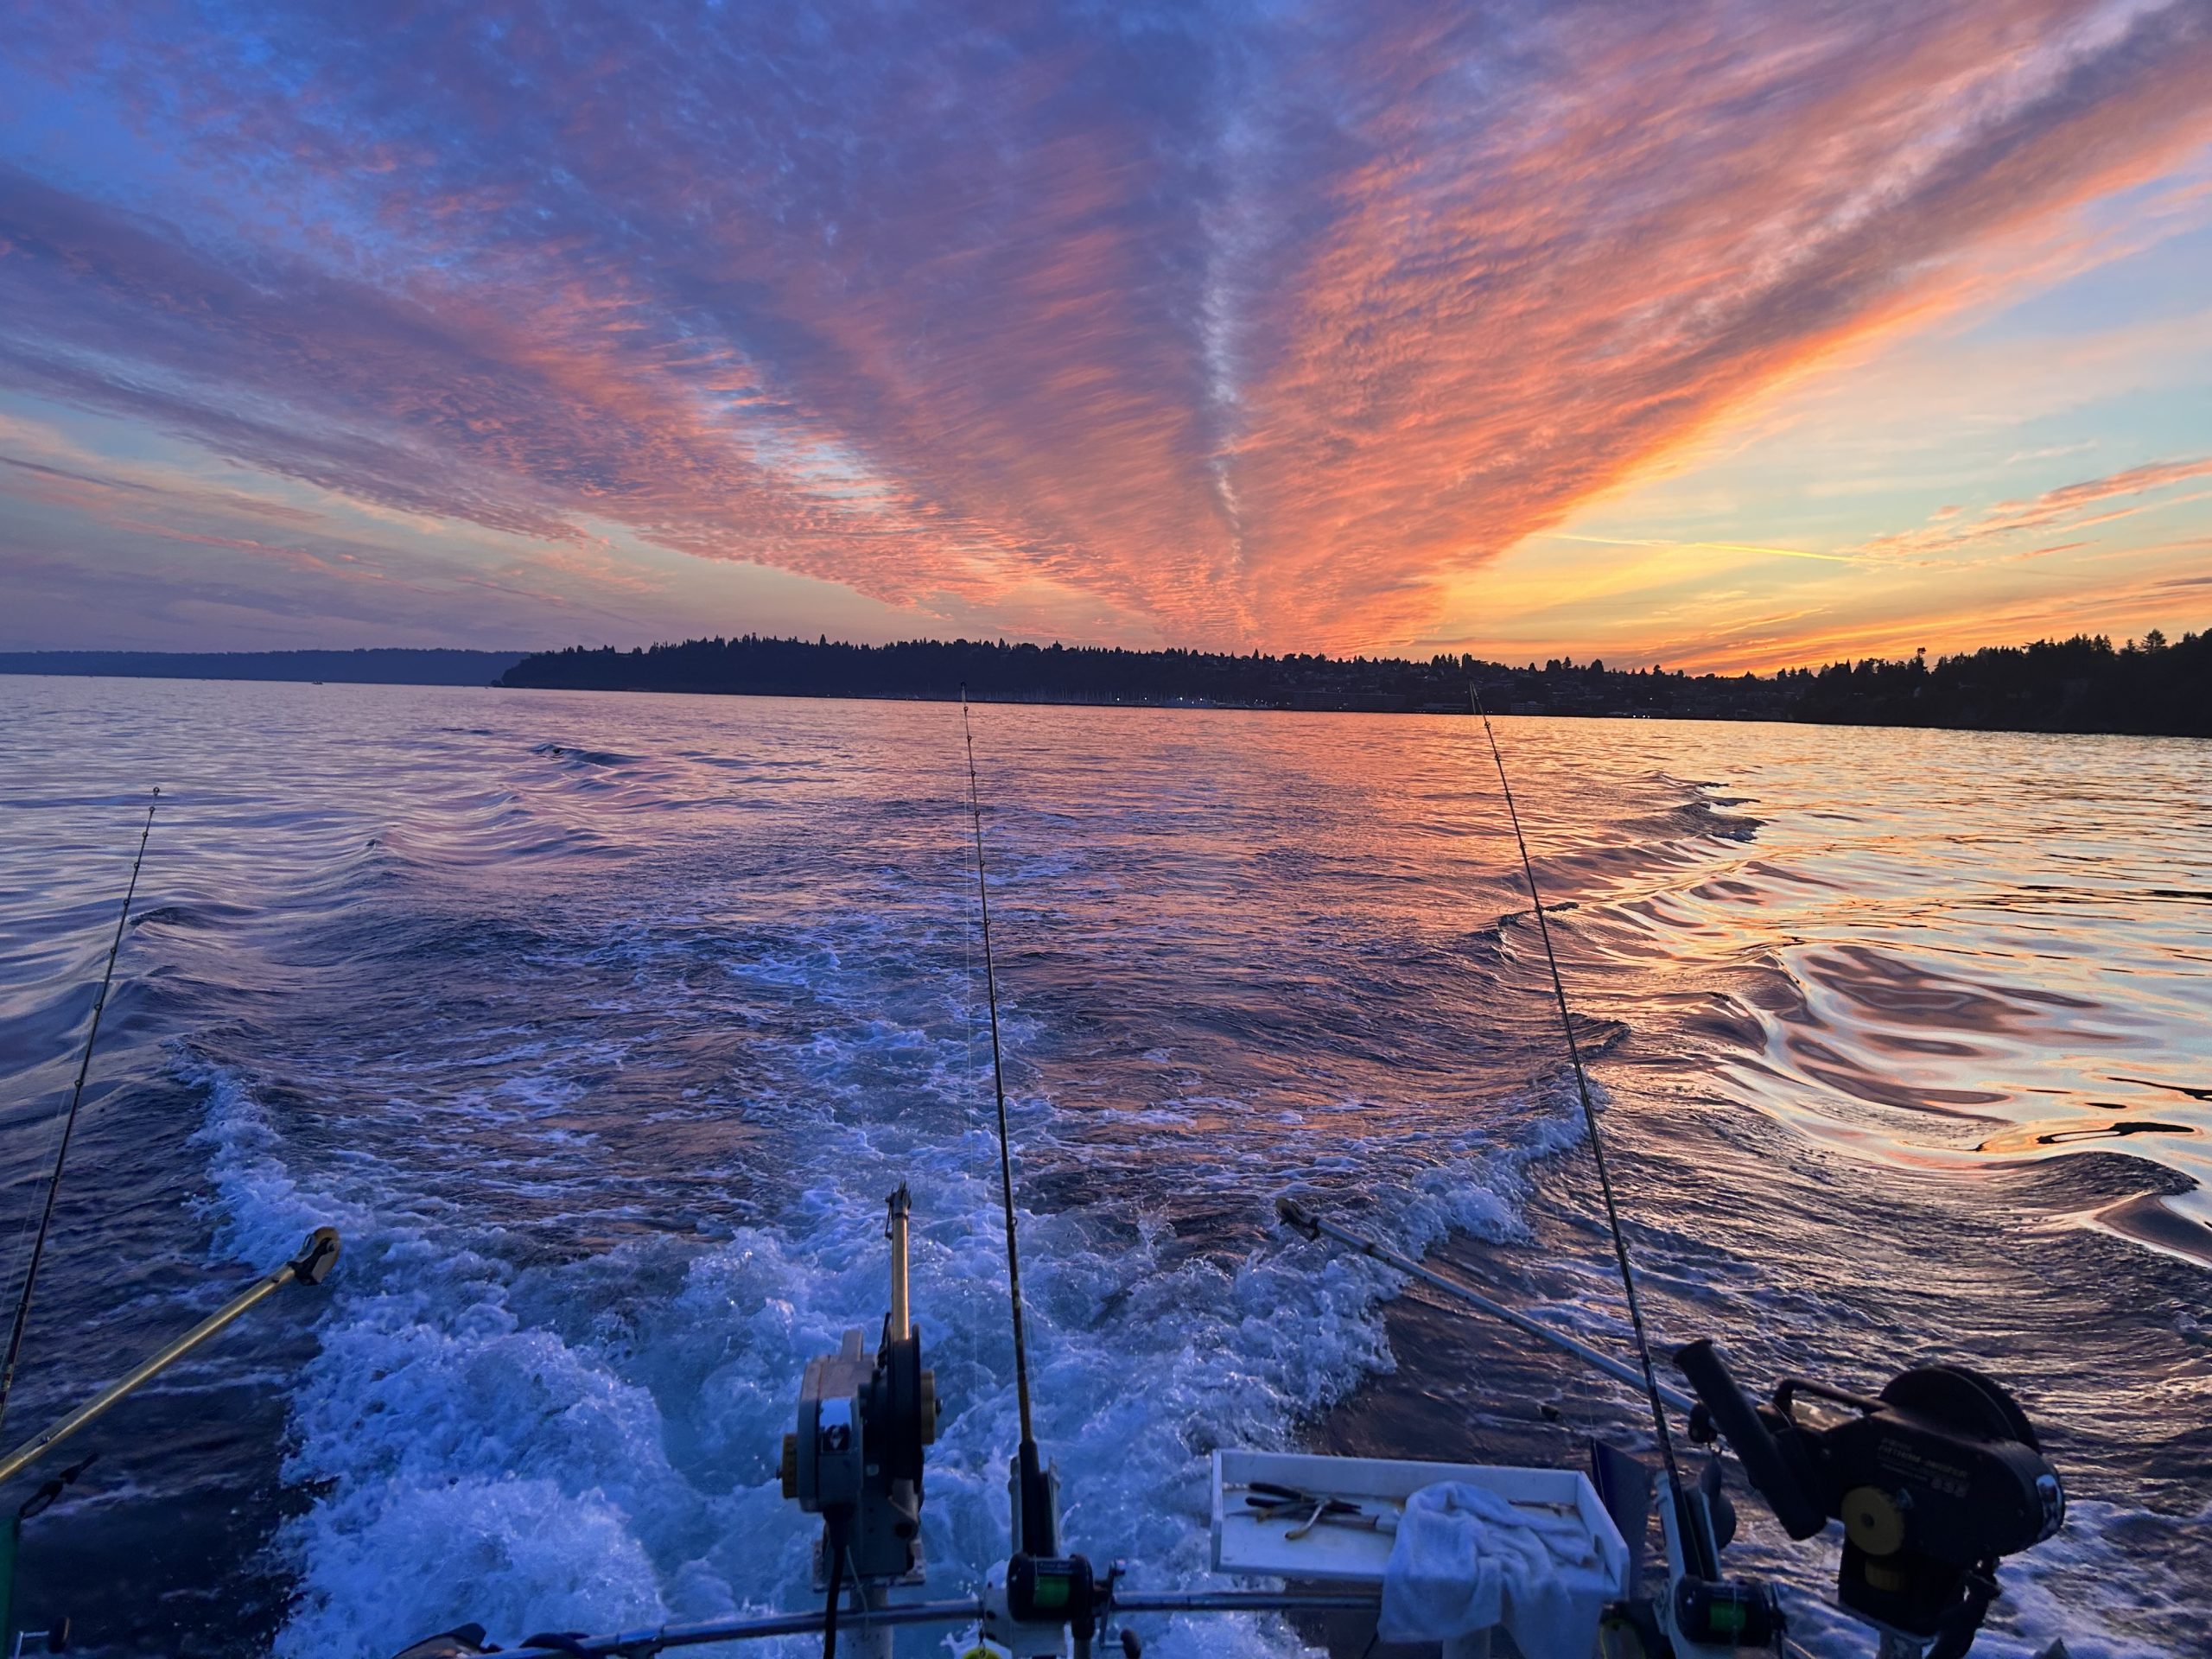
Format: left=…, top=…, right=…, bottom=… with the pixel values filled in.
left=3, top=0, right=2209, bottom=650
left=1863, top=454, right=2212, bottom=559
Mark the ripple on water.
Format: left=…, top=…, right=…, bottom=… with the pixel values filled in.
left=0, top=678, right=2204, bottom=1657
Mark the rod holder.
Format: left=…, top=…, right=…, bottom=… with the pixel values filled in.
left=0, top=1227, right=340, bottom=1489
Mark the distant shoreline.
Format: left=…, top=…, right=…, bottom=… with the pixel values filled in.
left=0, top=648, right=527, bottom=688
left=7, top=668, right=2205, bottom=743
left=5, top=629, right=2206, bottom=740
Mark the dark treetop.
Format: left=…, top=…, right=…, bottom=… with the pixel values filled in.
left=499, top=626, right=2211, bottom=738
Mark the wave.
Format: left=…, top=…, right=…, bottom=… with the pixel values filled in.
left=6, top=682, right=2202, bottom=1656
left=180, top=969, right=1593, bottom=1656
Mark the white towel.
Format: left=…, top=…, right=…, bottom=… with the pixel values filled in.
left=1377, top=1482, right=1615, bottom=1656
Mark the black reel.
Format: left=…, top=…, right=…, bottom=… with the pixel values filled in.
left=1676, top=1340, right=2063, bottom=1649
left=1006, top=1552, right=1100, bottom=1638
left=1672, top=1575, right=1784, bottom=1648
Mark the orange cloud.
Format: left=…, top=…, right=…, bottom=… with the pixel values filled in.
left=1862, top=455, right=2212, bottom=560
left=1213, top=4, right=2212, bottom=645
left=3, top=1, right=2211, bottom=652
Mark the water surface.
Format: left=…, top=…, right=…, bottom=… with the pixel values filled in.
left=0, top=677, right=2205, bottom=1657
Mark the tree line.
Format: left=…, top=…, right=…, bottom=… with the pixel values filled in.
left=497, top=626, right=2211, bottom=738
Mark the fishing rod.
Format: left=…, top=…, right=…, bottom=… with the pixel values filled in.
left=0, top=790, right=159, bottom=1438
left=1274, top=1196, right=1696, bottom=1415
left=0, top=1228, right=339, bottom=1487
left=958, top=690, right=1055, bottom=1560
left=1463, top=693, right=1703, bottom=1546
left=1450, top=698, right=2075, bottom=1656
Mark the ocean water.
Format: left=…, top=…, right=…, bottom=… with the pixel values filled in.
left=0, top=675, right=2205, bottom=1659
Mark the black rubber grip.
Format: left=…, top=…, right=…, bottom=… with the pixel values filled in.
left=1675, top=1339, right=1828, bottom=1540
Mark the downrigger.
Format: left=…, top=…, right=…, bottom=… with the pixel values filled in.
left=784, top=1185, right=941, bottom=1602
left=782, top=1184, right=1113, bottom=1659
left=1677, top=1338, right=2065, bottom=1657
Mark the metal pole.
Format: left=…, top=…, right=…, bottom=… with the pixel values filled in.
left=885, top=1185, right=911, bottom=1342
left=0, top=1228, right=338, bottom=1488
left=501, top=1597, right=990, bottom=1656
left=854, top=1581, right=894, bottom=1659
left=1109, top=1591, right=1382, bottom=1614
left=1276, top=1198, right=1695, bottom=1417
left=497, top=1589, right=1392, bottom=1657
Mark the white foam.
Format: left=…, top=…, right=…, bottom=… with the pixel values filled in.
left=183, top=950, right=2180, bottom=1659
left=180, top=980, right=1569, bottom=1658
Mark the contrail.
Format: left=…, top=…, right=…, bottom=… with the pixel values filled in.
left=1547, top=531, right=1853, bottom=563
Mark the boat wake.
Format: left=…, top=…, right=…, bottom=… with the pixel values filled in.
left=0, top=677, right=2202, bottom=1656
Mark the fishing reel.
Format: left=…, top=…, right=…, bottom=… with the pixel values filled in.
left=1676, top=1339, right=2063, bottom=1654
left=976, top=1443, right=1120, bottom=1659
left=782, top=1185, right=941, bottom=1586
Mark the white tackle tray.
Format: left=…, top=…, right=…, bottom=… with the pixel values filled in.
left=1211, top=1448, right=1628, bottom=1594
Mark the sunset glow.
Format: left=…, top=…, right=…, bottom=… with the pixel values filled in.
left=3, top=2, right=2209, bottom=663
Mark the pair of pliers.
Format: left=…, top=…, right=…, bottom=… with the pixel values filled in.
left=1243, top=1481, right=1372, bottom=1539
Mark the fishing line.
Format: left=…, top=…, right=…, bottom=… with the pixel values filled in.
left=958, top=691, right=1052, bottom=1554
left=0, top=788, right=160, bottom=1437
left=959, top=736, right=980, bottom=1147
left=1466, top=692, right=1687, bottom=1503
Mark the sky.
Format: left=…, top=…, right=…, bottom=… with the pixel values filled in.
left=2, top=1, right=2209, bottom=671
